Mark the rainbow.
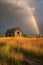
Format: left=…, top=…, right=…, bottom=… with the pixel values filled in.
left=28, top=6, right=40, bottom=34
left=31, top=15, right=40, bottom=34
left=19, top=0, right=40, bottom=34
left=9, top=0, right=40, bottom=34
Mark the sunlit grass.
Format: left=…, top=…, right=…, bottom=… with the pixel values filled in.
left=0, top=37, right=43, bottom=65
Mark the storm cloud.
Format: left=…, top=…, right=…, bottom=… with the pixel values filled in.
left=0, top=0, right=43, bottom=35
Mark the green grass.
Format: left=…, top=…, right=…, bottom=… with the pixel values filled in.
left=0, top=42, right=22, bottom=65
left=0, top=42, right=7, bottom=46
left=0, top=42, right=29, bottom=65
left=0, top=42, right=43, bottom=65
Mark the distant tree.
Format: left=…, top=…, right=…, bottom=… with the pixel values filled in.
left=22, top=32, right=27, bottom=37
left=0, top=35, right=4, bottom=37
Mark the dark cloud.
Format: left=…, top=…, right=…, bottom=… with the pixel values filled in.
left=35, top=2, right=43, bottom=34
left=0, top=0, right=42, bottom=35
left=0, top=3, right=29, bottom=35
left=28, top=0, right=43, bottom=34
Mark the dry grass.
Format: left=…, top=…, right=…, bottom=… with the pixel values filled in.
left=0, top=37, right=43, bottom=55
left=0, top=37, right=43, bottom=65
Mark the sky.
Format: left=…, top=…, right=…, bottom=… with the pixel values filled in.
left=0, top=0, right=43, bottom=35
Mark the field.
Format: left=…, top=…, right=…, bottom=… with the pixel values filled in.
left=0, top=37, right=43, bottom=65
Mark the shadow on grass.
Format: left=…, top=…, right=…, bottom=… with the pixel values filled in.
left=0, top=42, right=7, bottom=46
left=0, top=54, right=30, bottom=65
left=14, top=47, right=43, bottom=61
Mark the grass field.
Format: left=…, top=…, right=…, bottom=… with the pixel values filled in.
left=0, top=37, right=43, bottom=65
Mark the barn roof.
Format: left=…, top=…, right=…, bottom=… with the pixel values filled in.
left=6, top=27, right=22, bottom=34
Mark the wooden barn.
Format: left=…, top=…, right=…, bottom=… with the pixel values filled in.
left=5, top=27, right=23, bottom=37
